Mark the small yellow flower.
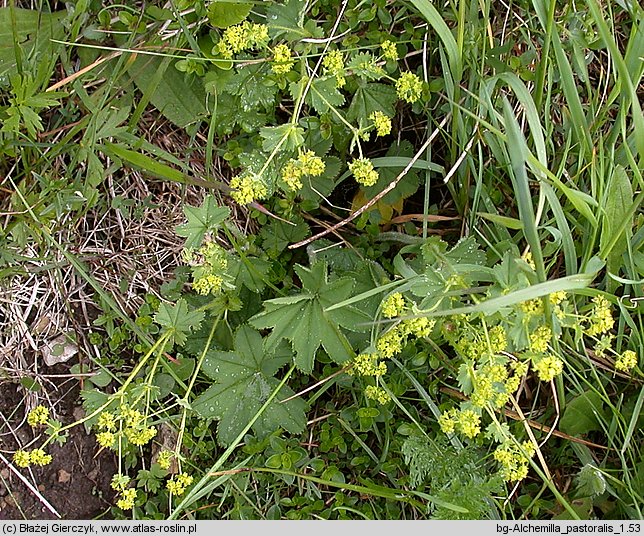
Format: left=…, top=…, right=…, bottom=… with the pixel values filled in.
left=27, top=406, right=49, bottom=427
left=167, top=473, right=194, bottom=496
left=380, top=40, right=398, bottom=61
left=533, top=355, right=564, bottom=382
left=322, top=49, right=345, bottom=87
left=438, top=409, right=458, bottom=435
left=364, top=385, right=391, bottom=405
left=193, top=274, right=224, bottom=295
left=529, top=325, right=552, bottom=354
left=488, top=325, right=508, bottom=354
left=376, top=327, right=404, bottom=358
left=615, top=350, right=637, bottom=372
left=586, top=296, right=614, bottom=336
left=125, top=425, right=157, bottom=447
left=403, top=316, right=435, bottom=339
left=157, top=450, right=174, bottom=471
left=395, top=71, right=423, bottom=104
left=369, top=111, right=392, bottom=137
left=13, top=450, right=31, bottom=468
left=349, top=158, right=379, bottom=187
left=229, top=173, right=268, bottom=205
left=116, top=488, right=137, bottom=510
left=381, top=292, right=405, bottom=318
left=29, top=448, right=52, bottom=466
left=457, top=409, right=481, bottom=438
left=98, top=412, right=116, bottom=431
left=272, top=44, right=295, bottom=74
left=549, top=291, right=567, bottom=305
left=96, top=431, right=116, bottom=449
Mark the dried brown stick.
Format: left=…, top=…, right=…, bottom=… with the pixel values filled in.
left=288, top=114, right=451, bottom=249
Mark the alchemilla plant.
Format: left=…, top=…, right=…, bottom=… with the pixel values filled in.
left=2, top=0, right=642, bottom=521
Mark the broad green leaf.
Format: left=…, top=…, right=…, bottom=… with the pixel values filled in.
left=154, top=298, right=205, bottom=348
left=347, top=53, right=385, bottom=81
left=308, top=77, right=345, bottom=115
left=0, top=8, right=66, bottom=77
left=227, top=63, right=277, bottom=111
left=249, top=263, right=369, bottom=373
left=129, top=55, right=207, bottom=128
left=575, top=464, right=607, bottom=498
left=231, top=256, right=271, bottom=293
left=260, top=123, right=304, bottom=152
left=191, top=326, right=306, bottom=446
left=347, top=83, right=397, bottom=124
left=600, top=165, right=633, bottom=292
left=560, top=391, right=607, bottom=436
left=175, top=195, right=231, bottom=249
left=207, top=1, right=252, bottom=28
left=267, top=0, right=307, bottom=39
left=259, top=217, right=309, bottom=255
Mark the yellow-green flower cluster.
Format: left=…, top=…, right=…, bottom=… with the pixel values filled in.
left=349, top=158, right=379, bottom=187
left=395, top=71, right=423, bottom=104
left=402, top=316, right=435, bottom=339
left=322, top=49, right=345, bottom=87
left=191, top=241, right=228, bottom=296
left=549, top=291, right=566, bottom=305
left=281, top=150, right=325, bottom=191
left=193, top=274, right=224, bottom=296
left=615, top=350, right=637, bottom=372
left=376, top=327, right=405, bottom=358
left=493, top=440, right=536, bottom=482
left=229, top=173, right=268, bottom=205
left=27, top=406, right=49, bottom=427
left=271, top=44, right=295, bottom=74
left=348, top=353, right=387, bottom=377
left=520, top=299, right=544, bottom=317
left=382, top=292, right=405, bottom=318
left=120, top=407, right=157, bottom=447
left=111, top=475, right=136, bottom=510
left=532, top=355, right=564, bottom=382
left=529, top=325, right=551, bottom=354
left=438, top=408, right=481, bottom=439
left=13, top=448, right=53, bottom=467
left=166, top=473, right=193, bottom=496
left=488, top=325, right=508, bottom=354
left=96, top=431, right=116, bottom=449
left=380, top=40, right=398, bottom=61
left=216, top=21, right=269, bottom=59
left=468, top=358, right=527, bottom=409
left=369, top=111, right=392, bottom=137
left=157, top=450, right=174, bottom=471
left=94, top=408, right=157, bottom=451
left=586, top=295, right=614, bottom=336
left=364, top=385, right=391, bottom=405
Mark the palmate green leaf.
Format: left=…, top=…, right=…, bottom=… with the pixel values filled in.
left=249, top=263, right=369, bottom=373
left=175, top=195, right=231, bottom=249
left=191, top=326, right=306, bottom=447
left=308, top=77, right=345, bottom=115
left=260, top=123, right=305, bottom=152
left=154, top=298, right=205, bottom=348
left=347, top=83, right=397, bottom=124
left=267, top=0, right=307, bottom=39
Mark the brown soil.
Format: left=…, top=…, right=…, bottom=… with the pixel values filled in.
left=0, top=381, right=117, bottom=520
